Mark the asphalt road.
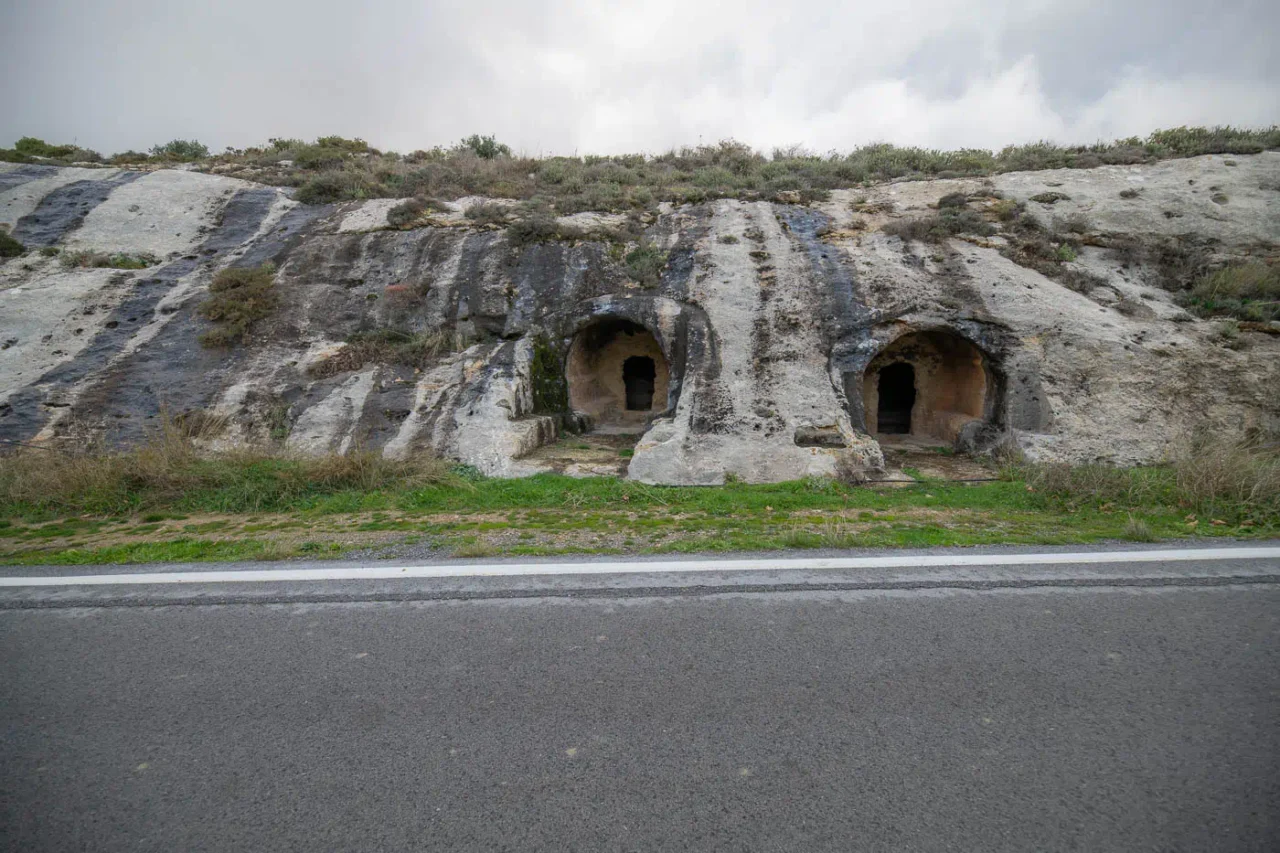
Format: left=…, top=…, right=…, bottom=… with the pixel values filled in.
left=2, top=548, right=1278, bottom=852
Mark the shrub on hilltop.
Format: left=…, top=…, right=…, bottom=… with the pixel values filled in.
left=149, top=139, right=210, bottom=161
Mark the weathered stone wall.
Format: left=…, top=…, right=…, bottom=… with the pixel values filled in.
left=2, top=153, right=1278, bottom=483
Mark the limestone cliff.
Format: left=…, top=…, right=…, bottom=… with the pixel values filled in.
left=1, top=154, right=1277, bottom=484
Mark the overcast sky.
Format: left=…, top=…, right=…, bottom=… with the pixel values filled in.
left=4, top=0, right=1278, bottom=157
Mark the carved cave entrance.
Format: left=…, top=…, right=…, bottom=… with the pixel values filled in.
left=862, top=330, right=992, bottom=443
left=568, top=318, right=670, bottom=431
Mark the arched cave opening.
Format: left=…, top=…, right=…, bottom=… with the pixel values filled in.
left=876, top=363, right=915, bottom=434
left=568, top=318, right=670, bottom=431
left=862, top=330, right=997, bottom=443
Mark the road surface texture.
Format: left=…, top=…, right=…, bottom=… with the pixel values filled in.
left=2, top=545, right=1278, bottom=852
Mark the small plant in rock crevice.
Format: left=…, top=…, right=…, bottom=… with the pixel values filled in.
left=529, top=336, right=569, bottom=414
left=1215, top=320, right=1244, bottom=349
left=623, top=239, right=669, bottom=286
left=198, top=263, right=278, bottom=347
left=506, top=201, right=585, bottom=246
left=881, top=208, right=994, bottom=243
left=464, top=202, right=510, bottom=226
left=59, top=250, right=158, bottom=270
left=0, top=231, right=23, bottom=258
left=387, top=196, right=450, bottom=227
left=1029, top=191, right=1070, bottom=205
left=387, top=197, right=426, bottom=227
left=309, top=328, right=469, bottom=378
left=990, top=199, right=1020, bottom=222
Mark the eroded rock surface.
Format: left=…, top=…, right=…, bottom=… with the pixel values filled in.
left=1, top=154, right=1277, bottom=483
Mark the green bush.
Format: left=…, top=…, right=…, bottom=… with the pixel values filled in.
left=9, top=137, right=100, bottom=162
left=991, top=199, right=1021, bottom=222
left=149, top=139, right=210, bottom=160
left=14, top=136, right=75, bottom=158
left=624, top=240, right=668, bottom=285
left=313, top=136, right=371, bottom=153
left=0, top=231, right=24, bottom=258
left=1146, top=125, right=1280, bottom=157
left=464, top=201, right=509, bottom=225
left=505, top=199, right=589, bottom=245
left=529, top=336, right=568, bottom=413
left=294, top=169, right=391, bottom=204
left=294, top=172, right=352, bottom=205
left=292, top=144, right=351, bottom=170
left=882, top=208, right=994, bottom=243
left=507, top=208, right=560, bottom=245
left=458, top=134, right=511, bottom=160
left=197, top=264, right=278, bottom=347
left=387, top=197, right=426, bottom=227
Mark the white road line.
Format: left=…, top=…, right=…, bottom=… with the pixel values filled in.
left=0, top=547, right=1277, bottom=587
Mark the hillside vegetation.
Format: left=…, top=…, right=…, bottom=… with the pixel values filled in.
left=1, top=423, right=1276, bottom=565
left=4, top=126, right=1279, bottom=214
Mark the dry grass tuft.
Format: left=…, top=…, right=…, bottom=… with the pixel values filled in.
left=0, top=416, right=458, bottom=516
left=1010, top=436, right=1280, bottom=523
left=1173, top=436, right=1280, bottom=513
left=1122, top=516, right=1157, bottom=542
left=1180, top=262, right=1280, bottom=322
left=834, top=454, right=870, bottom=486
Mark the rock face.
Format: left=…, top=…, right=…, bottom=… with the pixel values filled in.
left=2, top=154, right=1278, bottom=483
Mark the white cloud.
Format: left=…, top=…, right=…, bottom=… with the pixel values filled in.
left=1, top=0, right=1275, bottom=156
left=1072, top=70, right=1280, bottom=141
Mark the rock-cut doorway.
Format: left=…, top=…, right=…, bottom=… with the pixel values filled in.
left=623, top=356, right=657, bottom=411
left=876, top=363, right=915, bottom=434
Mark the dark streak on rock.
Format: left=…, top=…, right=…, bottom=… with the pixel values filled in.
left=11, top=171, right=142, bottom=247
